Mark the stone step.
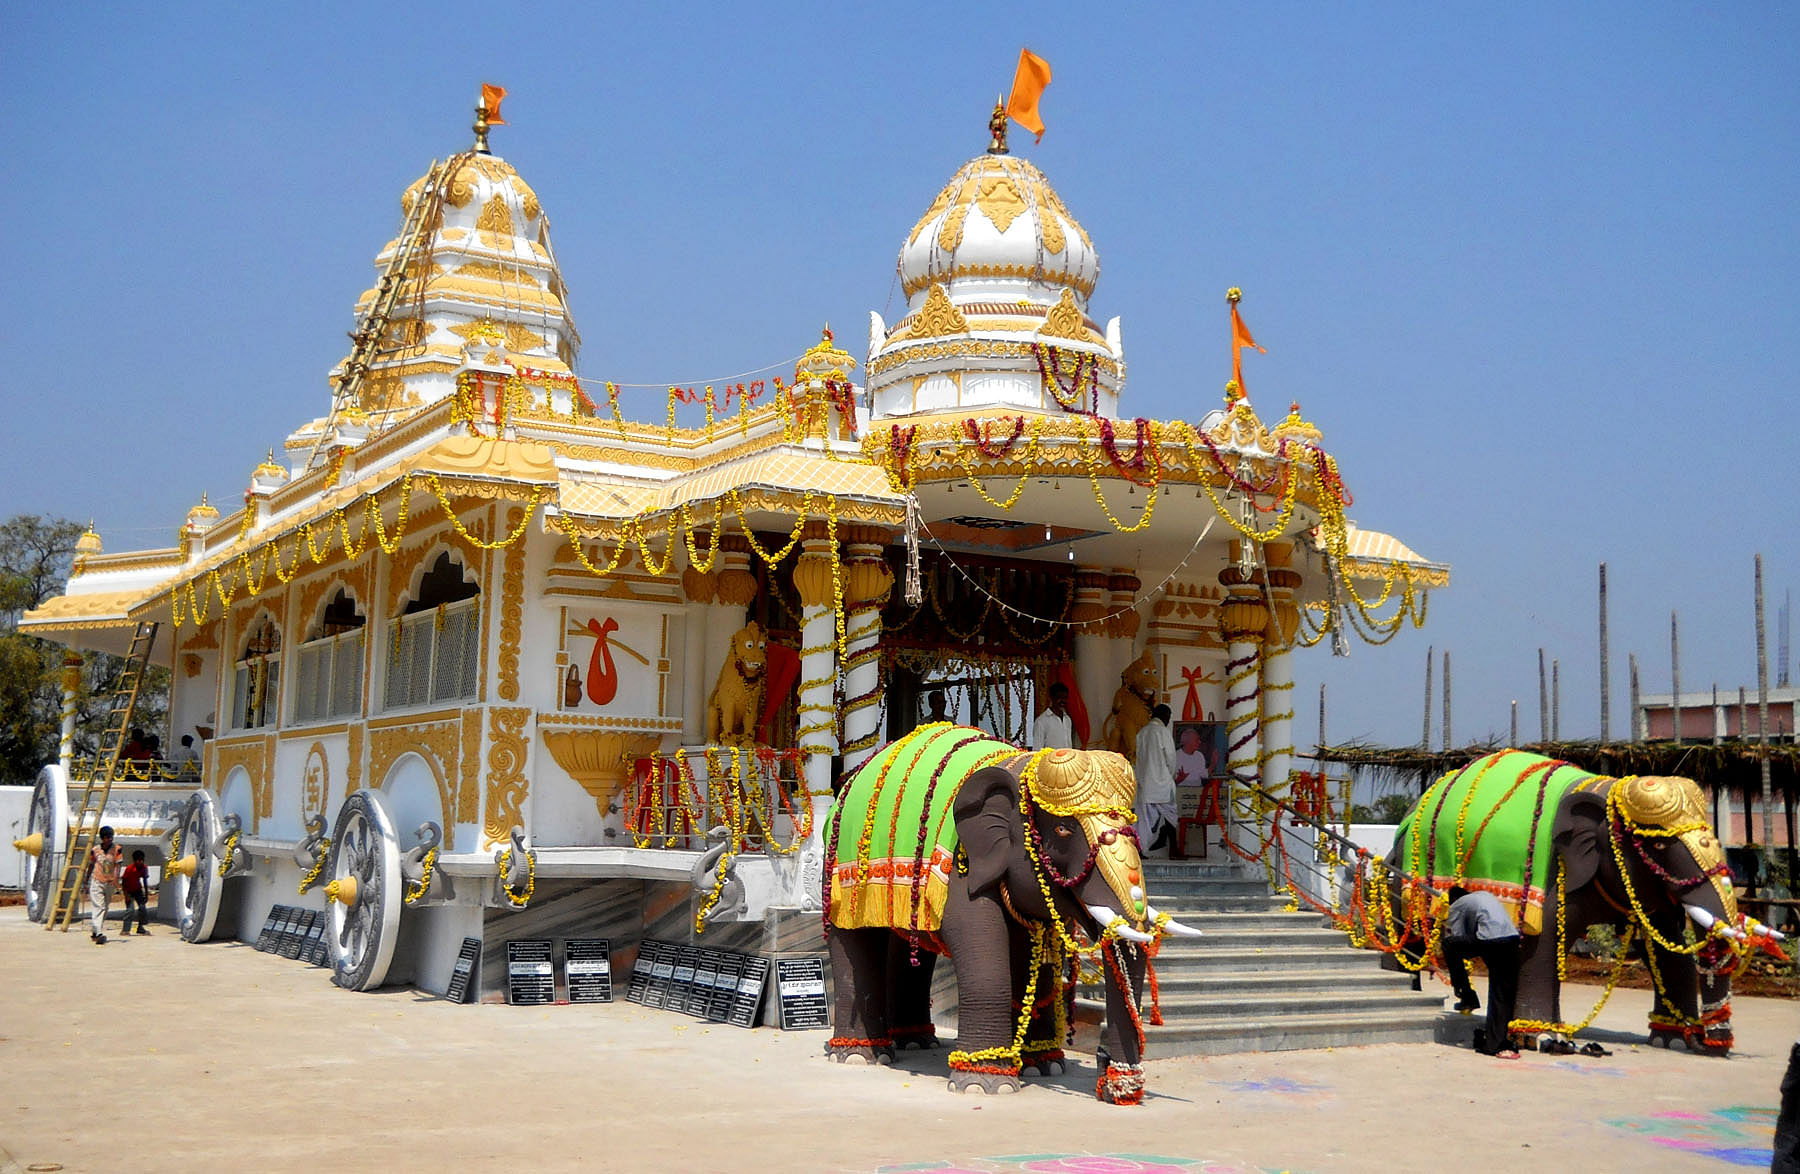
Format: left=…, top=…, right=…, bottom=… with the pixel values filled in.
left=1143, top=1009, right=1443, bottom=1057
left=1139, top=878, right=1274, bottom=899
left=1125, top=968, right=1426, bottom=998
left=1146, top=910, right=1339, bottom=935
left=1146, top=987, right=1446, bottom=1020
left=1138, top=944, right=1376, bottom=973
left=1139, top=861, right=1253, bottom=880
left=1147, top=894, right=1292, bottom=914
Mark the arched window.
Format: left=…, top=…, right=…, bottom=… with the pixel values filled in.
left=384, top=551, right=481, bottom=710
left=231, top=614, right=281, bottom=730
left=293, top=588, right=366, bottom=723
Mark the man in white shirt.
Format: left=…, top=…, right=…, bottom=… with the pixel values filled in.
left=1133, top=704, right=1177, bottom=856
left=1032, top=682, right=1073, bottom=750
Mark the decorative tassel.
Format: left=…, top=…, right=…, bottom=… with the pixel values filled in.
left=903, top=493, right=923, bottom=605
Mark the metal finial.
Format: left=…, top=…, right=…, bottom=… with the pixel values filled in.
left=987, top=96, right=1009, bottom=155
left=474, top=99, right=491, bottom=154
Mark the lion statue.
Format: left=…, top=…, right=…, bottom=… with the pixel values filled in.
left=707, top=622, right=768, bottom=745
left=1099, top=651, right=1159, bottom=756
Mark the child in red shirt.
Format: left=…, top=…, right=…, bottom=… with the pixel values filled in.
left=120, top=850, right=150, bottom=935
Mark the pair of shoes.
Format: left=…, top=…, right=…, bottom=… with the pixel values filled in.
left=136, top=928, right=149, bottom=935
left=1578, top=1041, right=1610, bottom=1057
left=95, top=933, right=107, bottom=945
left=1543, top=1037, right=1577, bottom=1056
left=1455, top=995, right=1480, bottom=1014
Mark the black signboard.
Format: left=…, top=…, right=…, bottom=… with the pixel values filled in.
left=446, top=936, right=482, bottom=1004
left=673, top=946, right=701, bottom=1014
left=706, top=953, right=743, bottom=1023
left=686, top=951, right=720, bottom=1017
left=647, top=942, right=678, bottom=1009
left=279, top=910, right=310, bottom=960
left=257, top=906, right=282, bottom=952
left=728, top=956, right=770, bottom=1029
left=506, top=939, right=556, bottom=1006
left=625, top=940, right=655, bottom=1005
left=775, top=956, right=829, bottom=1031
left=304, top=916, right=328, bottom=967
left=565, top=938, right=613, bottom=1004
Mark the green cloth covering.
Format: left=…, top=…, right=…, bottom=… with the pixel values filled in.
left=825, top=725, right=1019, bottom=933
left=1394, top=750, right=1601, bottom=935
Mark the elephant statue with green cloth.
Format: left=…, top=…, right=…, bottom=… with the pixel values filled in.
left=821, top=724, right=1201, bottom=1103
left=1386, top=750, right=1785, bottom=1054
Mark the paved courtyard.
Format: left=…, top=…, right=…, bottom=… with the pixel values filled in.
left=0, top=907, right=1789, bottom=1173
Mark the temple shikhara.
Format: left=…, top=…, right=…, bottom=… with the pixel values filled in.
left=15, top=91, right=1446, bottom=1015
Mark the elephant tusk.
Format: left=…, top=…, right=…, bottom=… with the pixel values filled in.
left=1084, top=903, right=1155, bottom=944
left=1748, top=921, right=1786, bottom=942
left=1143, top=905, right=1203, bottom=937
left=1683, top=905, right=1716, bottom=930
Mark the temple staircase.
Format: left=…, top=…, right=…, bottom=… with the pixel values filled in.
left=1096, top=857, right=1445, bottom=1056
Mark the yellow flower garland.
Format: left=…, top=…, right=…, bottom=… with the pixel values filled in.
left=297, top=837, right=330, bottom=895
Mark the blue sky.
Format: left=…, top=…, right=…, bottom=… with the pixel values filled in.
left=5, top=3, right=1796, bottom=752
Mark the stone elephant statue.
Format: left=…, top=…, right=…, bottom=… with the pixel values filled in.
left=1387, top=751, right=1780, bottom=1054
left=822, top=727, right=1200, bottom=1103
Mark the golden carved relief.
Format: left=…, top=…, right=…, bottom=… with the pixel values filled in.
left=346, top=723, right=363, bottom=798
left=302, top=742, right=328, bottom=818
left=181, top=653, right=203, bottom=678
left=476, top=195, right=515, bottom=237
left=1035, top=176, right=1093, bottom=251
left=936, top=172, right=979, bottom=252
left=459, top=708, right=482, bottom=824
left=498, top=507, right=525, bottom=701
left=401, top=176, right=426, bottom=216
left=213, top=738, right=268, bottom=832
left=901, top=264, right=1096, bottom=301
left=179, top=619, right=220, bottom=651
left=975, top=174, right=1027, bottom=234
left=870, top=337, right=1118, bottom=378
left=1038, top=288, right=1088, bottom=342
left=908, top=176, right=958, bottom=246
left=453, top=260, right=531, bottom=284
left=516, top=177, right=541, bottom=221
left=902, top=284, right=969, bottom=341
left=367, top=719, right=460, bottom=850
left=447, top=167, right=476, bottom=208
left=484, top=706, right=531, bottom=843
left=1037, top=198, right=1066, bottom=254
left=542, top=729, right=659, bottom=817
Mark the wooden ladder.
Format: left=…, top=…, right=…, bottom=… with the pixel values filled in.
left=303, top=151, right=468, bottom=472
left=46, top=622, right=159, bottom=932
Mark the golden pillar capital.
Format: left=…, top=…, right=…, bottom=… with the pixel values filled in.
left=793, top=535, right=838, bottom=609
left=714, top=543, right=757, bottom=608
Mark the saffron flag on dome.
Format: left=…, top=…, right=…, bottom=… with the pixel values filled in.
left=1006, top=49, right=1052, bottom=142
left=482, top=83, right=507, bottom=125
left=1229, top=292, right=1265, bottom=397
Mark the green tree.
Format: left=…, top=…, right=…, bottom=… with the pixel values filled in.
left=0, top=514, right=170, bottom=783
left=1369, top=791, right=1418, bottom=824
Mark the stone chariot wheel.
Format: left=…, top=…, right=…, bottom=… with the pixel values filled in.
left=173, top=789, right=224, bottom=943
left=325, top=789, right=402, bottom=992
left=20, top=765, right=70, bottom=923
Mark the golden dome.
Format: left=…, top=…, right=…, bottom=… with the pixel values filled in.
left=74, top=523, right=102, bottom=557
left=1271, top=402, right=1323, bottom=446
left=185, top=493, right=220, bottom=528
left=252, top=449, right=286, bottom=479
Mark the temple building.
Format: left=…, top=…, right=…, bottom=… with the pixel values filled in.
left=16, top=96, right=1445, bottom=1002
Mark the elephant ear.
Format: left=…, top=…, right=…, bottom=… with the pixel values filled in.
left=953, top=765, right=1023, bottom=896
left=1551, top=788, right=1609, bottom=893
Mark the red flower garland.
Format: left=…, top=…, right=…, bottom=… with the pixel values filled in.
left=1031, top=343, right=1099, bottom=415
left=1098, top=418, right=1161, bottom=487
left=963, top=415, right=1027, bottom=457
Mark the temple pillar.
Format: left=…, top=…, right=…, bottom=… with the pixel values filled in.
left=839, top=527, right=894, bottom=776
left=1260, top=543, right=1302, bottom=796
left=58, top=653, right=82, bottom=773
left=1068, top=569, right=1114, bottom=748
left=704, top=537, right=758, bottom=734
left=679, top=548, right=720, bottom=745
left=791, top=525, right=842, bottom=905
left=1218, top=558, right=1269, bottom=805
left=1106, top=568, right=1143, bottom=671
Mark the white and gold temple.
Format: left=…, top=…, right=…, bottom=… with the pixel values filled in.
left=17, top=99, right=1446, bottom=997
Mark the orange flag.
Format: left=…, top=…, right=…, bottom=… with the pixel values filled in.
left=1006, top=49, right=1052, bottom=142
left=482, top=83, right=507, bottom=125
left=1229, top=294, right=1265, bottom=396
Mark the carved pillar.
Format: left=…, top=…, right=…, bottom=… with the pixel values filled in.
left=1218, top=557, right=1269, bottom=806
left=1068, top=569, right=1113, bottom=747
left=58, top=653, right=82, bottom=773
left=1259, top=543, right=1302, bottom=797
left=839, top=526, right=893, bottom=776
left=680, top=548, right=719, bottom=744
left=791, top=524, right=842, bottom=904
left=704, top=536, right=758, bottom=741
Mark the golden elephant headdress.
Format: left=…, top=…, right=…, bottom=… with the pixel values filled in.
left=1024, top=749, right=1146, bottom=929
left=1614, top=775, right=1736, bottom=925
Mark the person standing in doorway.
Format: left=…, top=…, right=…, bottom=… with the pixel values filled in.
left=1134, top=705, right=1178, bottom=855
left=120, top=849, right=151, bottom=935
left=1442, top=886, right=1524, bottom=1057
left=925, top=689, right=949, bottom=725
left=88, top=826, right=123, bottom=944
left=1032, top=682, right=1073, bottom=750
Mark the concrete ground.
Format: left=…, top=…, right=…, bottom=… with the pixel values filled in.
left=0, top=906, right=1790, bottom=1173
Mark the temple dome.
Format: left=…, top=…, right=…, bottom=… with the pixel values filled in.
left=867, top=149, right=1122, bottom=421
left=896, top=153, right=1100, bottom=311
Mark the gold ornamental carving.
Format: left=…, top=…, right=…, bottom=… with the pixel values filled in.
left=459, top=709, right=482, bottom=824
left=180, top=620, right=220, bottom=651
left=975, top=173, right=1027, bottom=233
left=1038, top=288, right=1089, bottom=342
left=484, top=706, right=531, bottom=843
left=792, top=554, right=836, bottom=609
left=1218, top=593, right=1270, bottom=645
left=1036, top=193, right=1066, bottom=253
left=542, top=729, right=660, bottom=817
left=476, top=194, right=515, bottom=238
left=681, top=564, right=718, bottom=604
left=346, top=723, right=363, bottom=798
left=367, top=720, right=460, bottom=849
left=908, top=175, right=958, bottom=247
left=212, top=738, right=268, bottom=832
left=449, top=318, right=545, bottom=354
left=515, top=176, right=541, bottom=221
left=181, top=653, right=203, bottom=678
left=844, top=557, right=894, bottom=607
left=903, top=284, right=969, bottom=341
left=935, top=172, right=980, bottom=251
left=498, top=506, right=525, bottom=702
left=870, top=337, right=1115, bottom=378
left=302, top=742, right=328, bottom=819
left=715, top=562, right=758, bottom=608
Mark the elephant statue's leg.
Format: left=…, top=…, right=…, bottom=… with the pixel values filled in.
left=884, top=936, right=940, bottom=1049
left=1096, top=941, right=1149, bottom=1104
left=827, top=927, right=895, bottom=1064
left=1512, top=927, right=1562, bottom=1046
left=1021, top=943, right=1067, bottom=1077
left=939, top=875, right=1022, bottom=1095
left=1643, top=910, right=1732, bottom=1055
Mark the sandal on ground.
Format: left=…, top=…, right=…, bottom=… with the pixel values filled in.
left=1493, top=1049, right=1521, bottom=1059
left=1579, top=1042, right=1611, bottom=1057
